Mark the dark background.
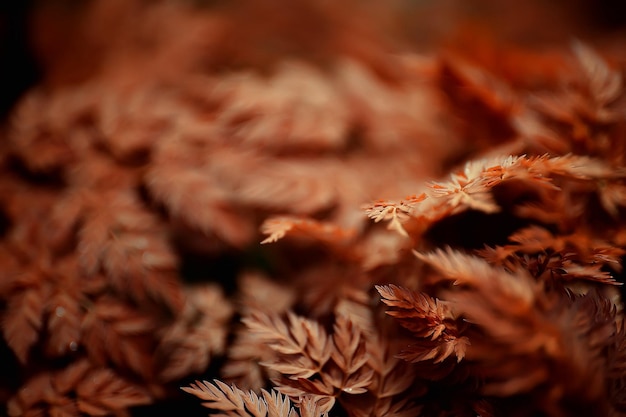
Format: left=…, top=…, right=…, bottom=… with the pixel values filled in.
left=1, top=0, right=625, bottom=118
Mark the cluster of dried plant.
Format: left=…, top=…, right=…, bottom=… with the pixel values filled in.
left=1, top=0, right=625, bottom=416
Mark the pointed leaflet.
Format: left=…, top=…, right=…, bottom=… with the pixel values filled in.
left=572, top=40, right=623, bottom=107
left=260, top=216, right=356, bottom=246
left=363, top=194, right=427, bottom=237
left=76, top=367, right=151, bottom=415
left=182, top=380, right=300, bottom=417
left=376, top=284, right=468, bottom=363
left=156, top=284, right=233, bottom=381
left=243, top=311, right=331, bottom=379
left=2, top=278, right=48, bottom=363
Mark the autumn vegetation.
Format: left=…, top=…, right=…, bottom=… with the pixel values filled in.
left=0, top=1, right=625, bottom=416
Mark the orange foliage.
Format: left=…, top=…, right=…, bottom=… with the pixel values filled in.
left=1, top=1, right=626, bottom=417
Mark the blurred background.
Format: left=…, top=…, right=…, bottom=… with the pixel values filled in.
left=1, top=0, right=625, bottom=118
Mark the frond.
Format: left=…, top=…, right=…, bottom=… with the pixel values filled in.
left=182, top=380, right=247, bottom=413
left=182, top=380, right=298, bottom=417
left=260, top=216, right=356, bottom=245
left=364, top=194, right=427, bottom=235
left=75, top=367, right=152, bottom=415
left=572, top=40, right=623, bottom=107
left=2, top=280, right=48, bottom=363
left=212, top=62, right=350, bottom=152
left=243, top=311, right=330, bottom=379
left=156, top=284, right=233, bottom=381
left=376, top=284, right=468, bottom=364
left=330, top=315, right=373, bottom=394
left=81, top=296, right=158, bottom=379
